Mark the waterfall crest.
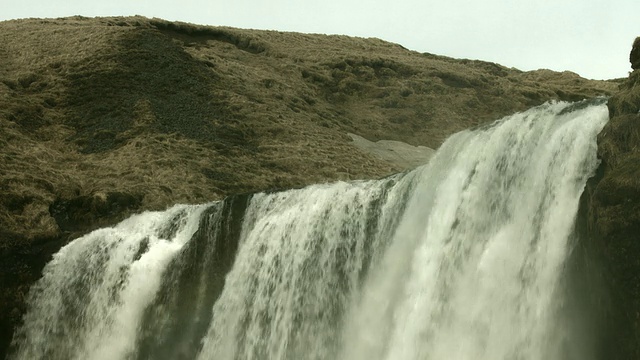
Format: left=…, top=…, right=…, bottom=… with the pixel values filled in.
left=11, top=101, right=609, bottom=360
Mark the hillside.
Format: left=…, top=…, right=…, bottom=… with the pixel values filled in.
left=0, top=16, right=620, bottom=357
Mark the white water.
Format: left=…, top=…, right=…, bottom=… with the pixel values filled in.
left=11, top=204, right=209, bottom=360
left=11, top=101, right=609, bottom=360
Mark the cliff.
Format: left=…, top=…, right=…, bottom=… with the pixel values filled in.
left=0, top=16, right=620, bottom=357
left=583, top=36, right=640, bottom=358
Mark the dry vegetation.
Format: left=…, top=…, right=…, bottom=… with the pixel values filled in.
left=0, top=16, right=617, bottom=244
left=0, top=16, right=621, bottom=357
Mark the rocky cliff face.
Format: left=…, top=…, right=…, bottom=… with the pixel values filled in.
left=0, top=16, right=621, bottom=357
left=583, top=37, right=640, bottom=358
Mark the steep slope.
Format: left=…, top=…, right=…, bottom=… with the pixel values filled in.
left=583, top=36, right=640, bottom=359
left=0, top=16, right=618, bottom=357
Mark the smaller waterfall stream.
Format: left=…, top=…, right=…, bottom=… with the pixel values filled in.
left=11, top=100, right=609, bottom=360
left=11, top=205, right=209, bottom=359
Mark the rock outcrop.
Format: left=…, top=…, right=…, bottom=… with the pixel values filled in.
left=631, top=37, right=640, bottom=70
left=583, top=36, right=640, bottom=358
left=0, top=16, right=620, bottom=357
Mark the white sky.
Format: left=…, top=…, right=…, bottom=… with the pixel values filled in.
left=1, top=0, right=639, bottom=80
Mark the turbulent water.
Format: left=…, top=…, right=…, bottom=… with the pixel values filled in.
left=11, top=101, right=609, bottom=360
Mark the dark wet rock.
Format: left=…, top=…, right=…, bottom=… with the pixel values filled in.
left=583, top=38, right=640, bottom=358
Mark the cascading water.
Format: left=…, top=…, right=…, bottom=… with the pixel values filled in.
left=10, top=100, right=609, bottom=360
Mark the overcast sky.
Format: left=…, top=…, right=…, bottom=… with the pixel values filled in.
left=2, top=0, right=638, bottom=80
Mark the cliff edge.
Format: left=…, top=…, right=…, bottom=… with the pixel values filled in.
left=584, top=36, right=640, bottom=358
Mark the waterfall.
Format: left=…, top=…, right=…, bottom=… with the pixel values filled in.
left=10, top=100, right=609, bottom=360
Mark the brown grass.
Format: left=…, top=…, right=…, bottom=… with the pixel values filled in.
left=0, top=15, right=620, bottom=242
left=0, top=15, right=619, bottom=243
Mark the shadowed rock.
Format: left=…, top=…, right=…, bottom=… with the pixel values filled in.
left=631, top=37, right=640, bottom=70
left=582, top=34, right=640, bottom=359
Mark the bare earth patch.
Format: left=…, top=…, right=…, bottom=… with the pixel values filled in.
left=348, top=133, right=435, bottom=169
